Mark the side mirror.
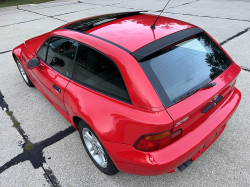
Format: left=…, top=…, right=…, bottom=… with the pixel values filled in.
left=50, top=57, right=65, bottom=67
left=28, top=58, right=40, bottom=69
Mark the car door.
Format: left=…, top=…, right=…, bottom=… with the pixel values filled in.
left=30, top=36, right=77, bottom=111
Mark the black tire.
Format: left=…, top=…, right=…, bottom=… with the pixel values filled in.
left=78, top=120, right=119, bottom=175
left=15, top=57, right=34, bottom=87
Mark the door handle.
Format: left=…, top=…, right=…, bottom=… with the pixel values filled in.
left=53, top=84, right=61, bottom=93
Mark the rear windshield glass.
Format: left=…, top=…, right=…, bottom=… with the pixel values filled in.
left=140, top=33, right=232, bottom=107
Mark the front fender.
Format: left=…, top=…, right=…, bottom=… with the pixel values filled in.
left=12, top=44, right=36, bottom=82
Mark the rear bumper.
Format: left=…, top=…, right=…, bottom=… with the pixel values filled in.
left=102, top=87, right=241, bottom=176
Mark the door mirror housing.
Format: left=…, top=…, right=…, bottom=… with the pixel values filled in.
left=28, top=58, right=40, bottom=69
left=50, top=57, right=65, bottom=67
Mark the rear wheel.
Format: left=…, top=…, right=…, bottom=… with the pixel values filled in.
left=78, top=120, right=119, bottom=175
left=15, top=57, right=34, bottom=87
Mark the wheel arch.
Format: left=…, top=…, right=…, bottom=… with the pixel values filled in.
left=72, top=115, right=104, bottom=143
left=72, top=116, right=92, bottom=131
left=12, top=53, right=18, bottom=62
left=73, top=116, right=81, bottom=130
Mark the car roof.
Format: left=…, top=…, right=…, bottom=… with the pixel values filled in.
left=62, top=12, right=195, bottom=53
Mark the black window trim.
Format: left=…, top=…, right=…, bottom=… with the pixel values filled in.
left=139, top=32, right=233, bottom=108
left=72, top=42, right=132, bottom=105
left=132, top=27, right=205, bottom=62
left=36, top=37, right=50, bottom=64
left=61, top=28, right=132, bottom=54
left=36, top=35, right=132, bottom=104
left=84, top=33, right=132, bottom=54
left=36, top=35, right=79, bottom=79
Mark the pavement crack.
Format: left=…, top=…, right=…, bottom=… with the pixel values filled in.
left=0, top=91, right=9, bottom=111
left=0, top=18, right=45, bottom=28
left=78, top=1, right=122, bottom=6
left=240, top=66, right=250, bottom=72
left=0, top=10, right=24, bottom=17
left=43, top=167, right=61, bottom=187
left=52, top=7, right=96, bottom=17
left=163, top=12, right=250, bottom=23
left=0, top=50, right=12, bottom=54
left=0, top=91, right=76, bottom=186
left=220, top=27, right=250, bottom=46
left=0, top=126, right=75, bottom=185
left=167, top=0, right=200, bottom=9
left=19, top=1, right=78, bottom=10
left=18, top=8, right=67, bottom=23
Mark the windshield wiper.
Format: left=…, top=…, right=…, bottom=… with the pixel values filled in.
left=173, top=82, right=217, bottom=103
left=201, top=82, right=216, bottom=89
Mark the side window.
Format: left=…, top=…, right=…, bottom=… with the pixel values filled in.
left=74, top=43, right=130, bottom=103
left=37, top=39, right=49, bottom=62
left=46, top=37, right=77, bottom=77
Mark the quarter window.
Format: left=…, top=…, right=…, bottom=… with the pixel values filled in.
left=46, top=37, right=77, bottom=77
left=74, top=43, right=130, bottom=103
left=37, top=39, right=49, bottom=62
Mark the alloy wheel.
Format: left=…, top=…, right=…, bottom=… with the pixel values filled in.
left=17, top=61, right=29, bottom=83
left=82, top=128, right=108, bottom=168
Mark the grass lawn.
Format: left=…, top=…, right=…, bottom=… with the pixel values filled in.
left=0, top=0, right=54, bottom=8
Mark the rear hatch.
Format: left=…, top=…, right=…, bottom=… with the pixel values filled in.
left=139, top=32, right=241, bottom=135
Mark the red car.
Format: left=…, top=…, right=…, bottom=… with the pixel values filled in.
left=12, top=11, right=241, bottom=176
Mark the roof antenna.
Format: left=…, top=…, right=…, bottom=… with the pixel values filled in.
left=151, top=0, right=171, bottom=29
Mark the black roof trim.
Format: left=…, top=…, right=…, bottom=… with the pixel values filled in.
left=132, top=27, right=205, bottom=62
left=85, top=33, right=132, bottom=54
left=64, top=11, right=147, bottom=31
left=61, top=28, right=132, bottom=53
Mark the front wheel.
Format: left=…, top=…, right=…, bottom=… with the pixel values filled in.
left=78, top=120, right=119, bottom=175
left=15, top=57, right=34, bottom=87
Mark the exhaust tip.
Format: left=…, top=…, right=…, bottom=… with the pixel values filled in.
left=177, top=159, right=192, bottom=172
left=177, top=164, right=186, bottom=172
left=184, top=159, right=192, bottom=167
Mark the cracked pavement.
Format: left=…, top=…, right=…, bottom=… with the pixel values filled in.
left=0, top=0, right=250, bottom=186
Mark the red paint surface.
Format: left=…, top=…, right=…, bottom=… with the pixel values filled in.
left=86, top=14, right=193, bottom=52
left=12, top=13, right=241, bottom=176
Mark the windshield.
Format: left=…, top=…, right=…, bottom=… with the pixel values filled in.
left=140, top=33, right=232, bottom=107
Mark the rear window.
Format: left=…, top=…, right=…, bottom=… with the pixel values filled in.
left=140, top=33, right=232, bottom=107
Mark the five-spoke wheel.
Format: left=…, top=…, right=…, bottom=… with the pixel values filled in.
left=15, top=57, right=34, bottom=87
left=82, top=128, right=107, bottom=168
left=78, top=120, right=119, bottom=175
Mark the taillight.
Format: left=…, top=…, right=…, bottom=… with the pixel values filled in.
left=134, top=129, right=182, bottom=152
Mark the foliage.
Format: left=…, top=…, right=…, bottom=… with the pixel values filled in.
left=0, top=0, right=53, bottom=8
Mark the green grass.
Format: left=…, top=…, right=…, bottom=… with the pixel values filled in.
left=6, top=110, right=34, bottom=150
left=6, top=111, right=21, bottom=128
left=6, top=111, right=13, bottom=116
left=0, top=0, right=54, bottom=8
left=13, top=121, right=20, bottom=128
left=25, top=142, right=34, bottom=150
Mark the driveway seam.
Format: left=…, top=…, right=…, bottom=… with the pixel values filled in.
left=220, top=27, right=250, bottom=46
left=0, top=50, right=12, bottom=54
left=18, top=8, right=67, bottom=22
left=0, top=18, right=46, bottom=28
left=163, top=12, right=250, bottom=23
left=0, top=10, right=24, bottom=17
left=240, top=66, right=250, bottom=72
left=166, top=0, right=200, bottom=9
left=49, top=7, right=96, bottom=17
left=18, top=1, right=79, bottom=11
